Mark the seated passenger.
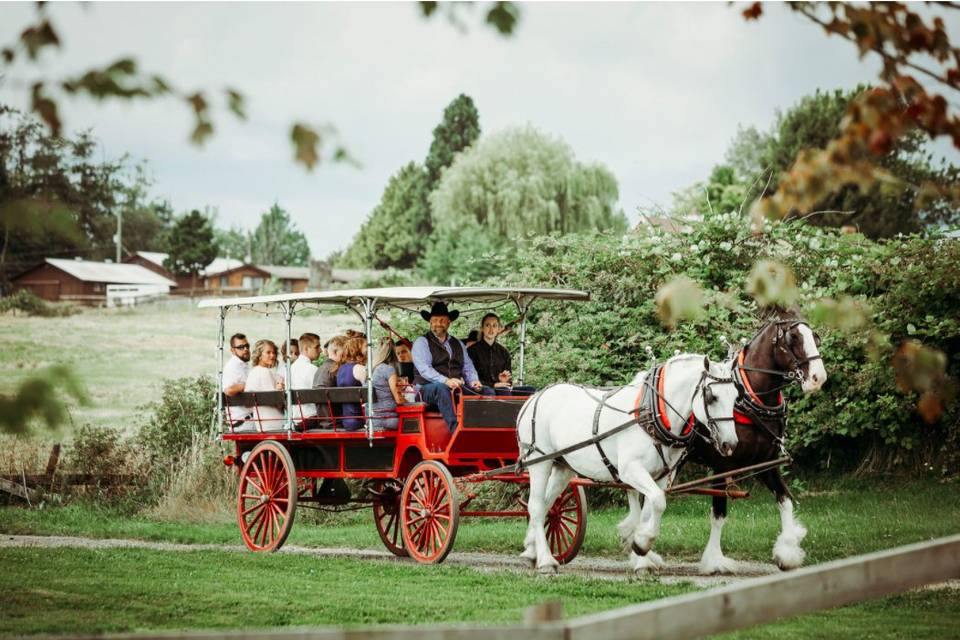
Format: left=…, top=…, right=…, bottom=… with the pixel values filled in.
left=241, top=339, right=285, bottom=431
left=394, top=339, right=415, bottom=389
left=222, top=332, right=252, bottom=426
left=276, top=338, right=299, bottom=385
left=312, top=335, right=346, bottom=429
left=370, top=338, right=406, bottom=431
left=412, top=302, right=494, bottom=433
left=291, top=333, right=320, bottom=426
left=467, top=313, right=536, bottom=396
left=334, top=336, right=368, bottom=431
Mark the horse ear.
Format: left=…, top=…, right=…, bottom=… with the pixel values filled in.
left=703, top=355, right=710, bottom=370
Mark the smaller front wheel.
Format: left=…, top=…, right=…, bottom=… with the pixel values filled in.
left=237, top=441, right=297, bottom=552
left=545, top=484, right=587, bottom=564
left=400, top=461, right=459, bottom=564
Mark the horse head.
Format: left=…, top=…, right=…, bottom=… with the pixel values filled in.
left=692, top=356, right=740, bottom=457
left=759, top=308, right=827, bottom=394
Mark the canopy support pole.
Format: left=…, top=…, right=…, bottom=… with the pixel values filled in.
left=283, top=301, right=295, bottom=434
left=517, top=297, right=532, bottom=386
left=363, top=298, right=378, bottom=445
left=216, top=306, right=226, bottom=433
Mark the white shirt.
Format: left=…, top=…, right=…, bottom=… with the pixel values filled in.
left=244, top=366, right=284, bottom=430
left=290, top=355, right=319, bottom=419
left=222, top=355, right=250, bottom=423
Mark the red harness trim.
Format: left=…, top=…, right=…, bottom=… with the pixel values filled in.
left=637, top=367, right=694, bottom=435
left=735, top=349, right=784, bottom=426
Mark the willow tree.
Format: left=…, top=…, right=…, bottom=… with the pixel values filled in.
left=429, top=126, right=626, bottom=242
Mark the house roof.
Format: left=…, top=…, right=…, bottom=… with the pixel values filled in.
left=44, top=259, right=177, bottom=286
left=331, top=268, right=381, bottom=283
left=132, top=251, right=169, bottom=268
left=258, top=264, right=309, bottom=280
left=201, top=258, right=245, bottom=277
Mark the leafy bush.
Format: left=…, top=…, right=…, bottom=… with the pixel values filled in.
left=64, top=425, right=147, bottom=509
left=498, top=215, right=960, bottom=475
left=137, top=376, right=216, bottom=468
left=0, top=290, right=76, bottom=317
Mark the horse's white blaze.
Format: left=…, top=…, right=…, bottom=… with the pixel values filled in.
left=517, top=356, right=740, bottom=573
left=797, top=324, right=827, bottom=393
left=699, top=514, right=739, bottom=575
left=772, top=498, right=807, bottom=570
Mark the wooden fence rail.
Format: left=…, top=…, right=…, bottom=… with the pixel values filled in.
left=50, top=534, right=960, bottom=640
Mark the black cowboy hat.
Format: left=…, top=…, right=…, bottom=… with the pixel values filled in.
left=420, top=301, right=460, bottom=322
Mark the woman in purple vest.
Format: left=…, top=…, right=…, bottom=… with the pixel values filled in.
left=334, top=336, right=367, bottom=431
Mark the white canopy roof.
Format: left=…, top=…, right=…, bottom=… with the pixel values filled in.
left=198, top=286, right=589, bottom=311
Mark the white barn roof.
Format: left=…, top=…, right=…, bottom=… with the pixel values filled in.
left=134, top=251, right=169, bottom=268
left=47, top=258, right=177, bottom=286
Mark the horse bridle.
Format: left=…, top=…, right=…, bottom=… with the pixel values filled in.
left=735, top=319, right=823, bottom=394
left=691, top=366, right=739, bottom=450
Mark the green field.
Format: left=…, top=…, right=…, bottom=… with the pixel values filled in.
left=0, top=304, right=357, bottom=434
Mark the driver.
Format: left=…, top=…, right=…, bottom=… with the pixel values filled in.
left=412, top=302, right=493, bottom=432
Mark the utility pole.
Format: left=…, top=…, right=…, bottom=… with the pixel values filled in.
left=114, top=209, right=122, bottom=263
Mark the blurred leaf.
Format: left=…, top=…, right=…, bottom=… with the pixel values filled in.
left=746, top=259, right=799, bottom=307
left=291, top=123, right=320, bottom=170
left=486, top=1, right=519, bottom=35
left=30, top=82, right=61, bottom=135
left=917, top=390, right=943, bottom=424
left=225, top=87, right=246, bottom=120
left=20, top=19, right=59, bottom=60
left=742, top=2, right=763, bottom=21
left=808, top=296, right=871, bottom=331
left=655, top=275, right=704, bottom=328
left=2, top=47, right=14, bottom=63
left=419, top=1, right=438, bottom=17
left=892, top=340, right=947, bottom=394
left=0, top=365, right=89, bottom=435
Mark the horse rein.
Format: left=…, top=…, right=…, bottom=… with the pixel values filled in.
left=735, top=319, right=822, bottom=395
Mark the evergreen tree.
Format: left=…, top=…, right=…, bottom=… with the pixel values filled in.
left=164, top=210, right=218, bottom=285
left=249, top=203, right=310, bottom=266
left=424, top=94, right=481, bottom=191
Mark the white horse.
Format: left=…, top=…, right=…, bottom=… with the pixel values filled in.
left=517, top=354, right=741, bottom=574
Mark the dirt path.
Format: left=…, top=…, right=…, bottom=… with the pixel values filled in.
left=0, top=533, right=776, bottom=587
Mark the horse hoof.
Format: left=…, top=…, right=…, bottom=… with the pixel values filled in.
left=700, top=556, right=738, bottom=575
left=520, top=552, right=536, bottom=568
left=537, top=563, right=559, bottom=575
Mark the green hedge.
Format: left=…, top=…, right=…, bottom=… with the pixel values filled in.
left=491, top=215, right=959, bottom=474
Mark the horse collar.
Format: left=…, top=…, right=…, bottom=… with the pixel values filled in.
left=633, top=365, right=696, bottom=448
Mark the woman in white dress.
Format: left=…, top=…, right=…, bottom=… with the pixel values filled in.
left=242, top=339, right=286, bottom=431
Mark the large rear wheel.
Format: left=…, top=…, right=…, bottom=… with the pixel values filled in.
left=400, top=461, right=459, bottom=564
left=237, top=441, right=297, bottom=552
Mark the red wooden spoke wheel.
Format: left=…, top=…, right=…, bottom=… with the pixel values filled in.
left=372, top=481, right=408, bottom=557
left=400, top=461, right=460, bottom=564
left=544, top=485, right=588, bottom=564
left=237, top=441, right=297, bottom=552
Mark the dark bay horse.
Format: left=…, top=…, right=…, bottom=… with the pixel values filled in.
left=690, top=309, right=826, bottom=573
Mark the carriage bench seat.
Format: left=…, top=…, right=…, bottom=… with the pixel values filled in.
left=221, top=386, right=368, bottom=432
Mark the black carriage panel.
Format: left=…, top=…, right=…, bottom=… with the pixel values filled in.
left=344, top=442, right=396, bottom=471
left=461, top=397, right=526, bottom=429
left=289, top=444, right=341, bottom=471
left=292, top=387, right=366, bottom=405
left=401, top=417, right=421, bottom=434
left=222, top=391, right=286, bottom=407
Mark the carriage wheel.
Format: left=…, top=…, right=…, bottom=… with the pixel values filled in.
left=237, top=441, right=297, bottom=552
left=400, top=461, right=460, bottom=564
left=373, top=481, right=408, bottom=557
left=544, top=485, right=588, bottom=564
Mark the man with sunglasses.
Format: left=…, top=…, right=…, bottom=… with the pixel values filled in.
left=223, top=333, right=252, bottom=425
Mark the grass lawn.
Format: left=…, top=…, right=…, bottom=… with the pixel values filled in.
left=2, top=477, right=957, bottom=564
left=0, top=545, right=956, bottom=638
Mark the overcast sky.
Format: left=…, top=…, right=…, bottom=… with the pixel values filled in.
left=2, top=2, right=958, bottom=259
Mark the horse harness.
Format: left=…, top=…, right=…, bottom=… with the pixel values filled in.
left=516, top=363, right=737, bottom=485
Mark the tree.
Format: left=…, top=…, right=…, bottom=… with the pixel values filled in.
left=339, top=163, right=431, bottom=269
left=425, top=94, right=481, bottom=191
left=164, top=209, right=218, bottom=286
left=429, top=125, right=626, bottom=241
left=215, top=225, right=251, bottom=261
left=248, top=203, right=310, bottom=266
left=725, top=87, right=960, bottom=236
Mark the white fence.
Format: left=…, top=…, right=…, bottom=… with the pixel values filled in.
left=106, top=284, right=170, bottom=307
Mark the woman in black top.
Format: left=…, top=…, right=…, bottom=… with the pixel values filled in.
left=467, top=313, right=535, bottom=396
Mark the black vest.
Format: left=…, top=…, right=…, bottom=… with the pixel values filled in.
left=414, top=332, right=464, bottom=385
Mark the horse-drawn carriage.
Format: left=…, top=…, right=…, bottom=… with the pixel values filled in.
left=201, top=286, right=826, bottom=572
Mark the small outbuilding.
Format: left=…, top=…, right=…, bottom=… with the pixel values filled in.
left=11, top=258, right=177, bottom=305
